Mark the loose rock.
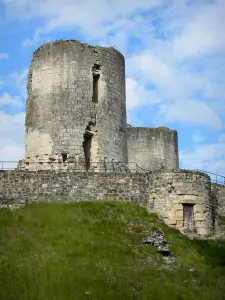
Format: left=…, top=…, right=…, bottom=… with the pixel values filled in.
left=141, top=229, right=171, bottom=256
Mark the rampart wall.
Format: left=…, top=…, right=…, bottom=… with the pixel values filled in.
left=211, top=183, right=225, bottom=216
left=1, top=168, right=223, bottom=236
left=0, top=170, right=147, bottom=206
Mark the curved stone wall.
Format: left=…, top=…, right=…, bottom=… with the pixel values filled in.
left=148, top=169, right=213, bottom=236
left=0, top=168, right=220, bottom=236
left=211, top=183, right=225, bottom=216
left=127, top=126, right=178, bottom=171
left=24, top=39, right=127, bottom=170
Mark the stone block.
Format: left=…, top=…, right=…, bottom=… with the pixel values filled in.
left=166, top=218, right=177, bottom=225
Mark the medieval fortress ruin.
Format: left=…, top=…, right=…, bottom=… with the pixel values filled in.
left=0, top=40, right=225, bottom=237
left=20, top=39, right=178, bottom=172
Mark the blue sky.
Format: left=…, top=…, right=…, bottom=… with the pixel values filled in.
left=0, top=0, right=225, bottom=175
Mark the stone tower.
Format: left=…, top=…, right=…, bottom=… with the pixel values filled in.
left=127, top=126, right=179, bottom=171
left=22, top=40, right=127, bottom=170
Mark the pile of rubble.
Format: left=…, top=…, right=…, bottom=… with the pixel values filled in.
left=141, top=229, right=171, bottom=255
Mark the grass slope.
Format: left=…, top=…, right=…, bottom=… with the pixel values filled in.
left=0, top=201, right=225, bottom=300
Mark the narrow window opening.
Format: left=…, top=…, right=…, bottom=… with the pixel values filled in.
left=62, top=153, right=68, bottom=162
left=183, top=204, right=195, bottom=232
left=83, top=133, right=93, bottom=170
left=93, top=63, right=101, bottom=70
left=92, top=74, right=100, bottom=103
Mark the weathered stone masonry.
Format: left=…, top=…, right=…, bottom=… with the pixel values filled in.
left=22, top=40, right=127, bottom=170
left=127, top=126, right=179, bottom=171
left=148, top=170, right=213, bottom=236
left=0, top=168, right=219, bottom=236
left=0, top=170, right=148, bottom=206
left=19, top=39, right=179, bottom=173
left=1, top=39, right=224, bottom=238
left=211, top=183, right=225, bottom=217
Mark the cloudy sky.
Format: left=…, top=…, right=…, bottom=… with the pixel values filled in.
left=0, top=0, right=225, bottom=176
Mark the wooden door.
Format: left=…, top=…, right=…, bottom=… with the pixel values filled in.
left=183, top=204, right=194, bottom=231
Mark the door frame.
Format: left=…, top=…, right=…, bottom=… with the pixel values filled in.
left=182, top=203, right=195, bottom=232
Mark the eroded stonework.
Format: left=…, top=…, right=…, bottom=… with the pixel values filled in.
left=148, top=170, right=213, bottom=236
left=22, top=40, right=127, bottom=170
left=20, top=39, right=179, bottom=172
left=127, top=126, right=179, bottom=171
left=0, top=39, right=223, bottom=238
left=0, top=168, right=222, bottom=237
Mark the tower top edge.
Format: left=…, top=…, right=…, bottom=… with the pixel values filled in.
left=127, top=126, right=178, bottom=133
left=33, top=39, right=124, bottom=60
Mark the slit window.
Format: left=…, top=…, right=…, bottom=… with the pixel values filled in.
left=92, top=74, right=100, bottom=103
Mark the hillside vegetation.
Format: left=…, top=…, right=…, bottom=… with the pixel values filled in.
left=0, top=201, right=225, bottom=300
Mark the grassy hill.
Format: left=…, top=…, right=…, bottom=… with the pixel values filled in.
left=0, top=201, right=225, bottom=300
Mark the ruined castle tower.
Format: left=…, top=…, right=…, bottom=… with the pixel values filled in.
left=127, top=126, right=179, bottom=171
left=23, top=40, right=127, bottom=170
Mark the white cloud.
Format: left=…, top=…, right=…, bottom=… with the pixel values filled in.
left=0, top=92, right=23, bottom=108
left=0, top=68, right=28, bottom=98
left=126, top=77, right=160, bottom=110
left=0, top=0, right=225, bottom=172
left=180, top=142, right=225, bottom=176
left=172, top=0, right=225, bottom=59
left=1, top=1, right=224, bottom=120
left=0, top=79, right=4, bottom=87
left=0, top=145, right=24, bottom=169
left=127, top=50, right=203, bottom=101
left=1, top=0, right=163, bottom=47
left=8, top=68, right=28, bottom=97
left=127, top=49, right=222, bottom=128
left=0, top=52, right=9, bottom=59
left=0, top=112, right=25, bottom=143
left=22, top=32, right=51, bottom=48
left=157, top=100, right=222, bottom=129
left=0, top=112, right=25, bottom=162
left=218, top=134, right=225, bottom=143
left=128, top=51, right=173, bottom=89
left=192, top=134, right=206, bottom=143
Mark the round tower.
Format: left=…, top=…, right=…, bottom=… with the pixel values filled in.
left=23, top=40, right=127, bottom=170
left=127, top=126, right=179, bottom=171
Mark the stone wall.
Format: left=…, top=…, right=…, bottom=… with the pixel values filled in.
left=148, top=169, right=213, bottom=236
left=211, top=183, right=225, bottom=236
left=1, top=168, right=222, bottom=236
left=211, top=183, right=225, bottom=216
left=127, top=126, right=179, bottom=171
left=24, top=39, right=127, bottom=170
left=0, top=170, right=147, bottom=206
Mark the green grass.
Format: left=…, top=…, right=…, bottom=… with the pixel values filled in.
left=219, top=216, right=225, bottom=226
left=0, top=201, right=225, bottom=300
